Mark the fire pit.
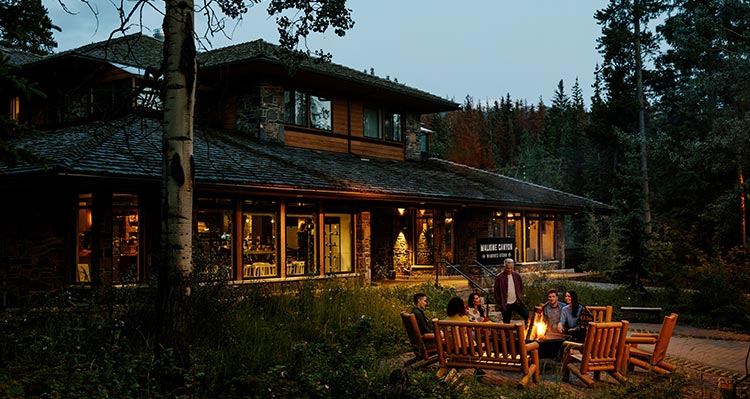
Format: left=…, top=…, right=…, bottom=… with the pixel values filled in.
left=533, top=333, right=571, bottom=359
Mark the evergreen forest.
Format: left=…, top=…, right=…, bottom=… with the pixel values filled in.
left=424, top=0, right=750, bottom=324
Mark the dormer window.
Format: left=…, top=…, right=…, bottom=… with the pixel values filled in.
left=363, top=105, right=401, bottom=142
left=284, top=90, right=332, bottom=131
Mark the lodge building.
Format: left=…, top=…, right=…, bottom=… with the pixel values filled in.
left=0, top=34, right=611, bottom=306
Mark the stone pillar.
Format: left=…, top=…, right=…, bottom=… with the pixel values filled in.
left=235, top=80, right=285, bottom=144
left=356, top=211, right=371, bottom=285
left=403, top=113, right=423, bottom=161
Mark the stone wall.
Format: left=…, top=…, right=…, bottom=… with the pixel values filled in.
left=403, top=113, right=422, bottom=161
left=355, top=211, right=371, bottom=284
left=235, top=80, right=285, bottom=143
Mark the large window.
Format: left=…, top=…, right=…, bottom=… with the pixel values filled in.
left=76, top=194, right=93, bottom=283
left=364, top=106, right=402, bottom=142
left=285, top=202, right=318, bottom=276
left=75, top=193, right=141, bottom=284
left=525, top=213, right=556, bottom=261
left=242, top=200, right=279, bottom=279
left=492, top=211, right=523, bottom=261
left=284, top=90, right=332, bottom=131
left=323, top=214, right=353, bottom=273
left=112, top=194, right=140, bottom=283
left=194, top=198, right=234, bottom=278
left=9, top=96, right=19, bottom=121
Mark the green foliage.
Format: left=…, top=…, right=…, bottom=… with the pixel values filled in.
left=581, top=213, right=627, bottom=278
left=0, top=280, right=726, bottom=397
left=0, top=0, right=58, bottom=54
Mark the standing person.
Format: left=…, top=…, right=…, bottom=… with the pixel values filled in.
left=542, top=288, right=564, bottom=334
left=493, top=258, right=530, bottom=324
left=411, top=292, right=434, bottom=335
left=559, top=290, right=585, bottom=341
left=466, top=292, right=489, bottom=323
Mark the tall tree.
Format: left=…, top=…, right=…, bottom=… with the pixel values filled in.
left=0, top=0, right=57, bottom=166
left=653, top=0, right=750, bottom=249
left=93, top=0, right=354, bottom=389
left=594, top=0, right=663, bottom=288
left=0, top=0, right=58, bottom=54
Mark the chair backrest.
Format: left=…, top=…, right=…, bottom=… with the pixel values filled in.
left=579, top=320, right=629, bottom=372
left=433, top=319, right=530, bottom=367
left=400, top=312, right=430, bottom=360
left=651, top=313, right=678, bottom=365
left=587, top=305, right=613, bottom=323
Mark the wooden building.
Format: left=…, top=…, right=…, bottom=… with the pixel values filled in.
left=0, top=34, right=611, bottom=306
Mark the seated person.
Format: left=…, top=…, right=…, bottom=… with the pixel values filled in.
left=542, top=288, right=564, bottom=334
left=559, top=290, right=585, bottom=342
left=446, top=296, right=469, bottom=322
left=411, top=292, right=434, bottom=335
left=465, top=292, right=489, bottom=323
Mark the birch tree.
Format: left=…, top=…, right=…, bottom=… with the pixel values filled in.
left=85, top=0, right=354, bottom=389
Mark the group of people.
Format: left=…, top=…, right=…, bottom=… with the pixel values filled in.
left=411, top=258, right=587, bottom=341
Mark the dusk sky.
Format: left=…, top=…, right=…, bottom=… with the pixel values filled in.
left=43, top=0, right=605, bottom=108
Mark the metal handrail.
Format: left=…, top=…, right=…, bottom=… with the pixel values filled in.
left=473, top=260, right=500, bottom=278
left=441, top=261, right=493, bottom=318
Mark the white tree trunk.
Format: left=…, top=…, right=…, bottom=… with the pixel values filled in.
left=158, top=0, right=196, bottom=370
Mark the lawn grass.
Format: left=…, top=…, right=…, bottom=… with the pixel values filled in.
left=0, top=278, right=723, bottom=398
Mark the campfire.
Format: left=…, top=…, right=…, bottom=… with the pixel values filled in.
left=528, top=307, right=549, bottom=341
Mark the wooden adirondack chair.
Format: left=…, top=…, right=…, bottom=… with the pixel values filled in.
left=562, top=320, right=629, bottom=387
left=432, top=319, right=540, bottom=388
left=587, top=305, right=613, bottom=323
left=625, top=313, right=678, bottom=374
left=400, top=312, right=438, bottom=367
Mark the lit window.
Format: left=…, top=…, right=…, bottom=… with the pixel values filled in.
left=9, top=96, right=19, bottom=121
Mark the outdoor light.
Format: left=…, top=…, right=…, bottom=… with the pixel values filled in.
left=397, top=208, right=405, bottom=216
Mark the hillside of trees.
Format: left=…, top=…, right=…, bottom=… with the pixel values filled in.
left=424, top=0, right=750, bottom=322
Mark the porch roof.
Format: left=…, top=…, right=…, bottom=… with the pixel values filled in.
left=1, top=115, right=613, bottom=213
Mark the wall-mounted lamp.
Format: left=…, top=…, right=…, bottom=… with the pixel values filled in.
left=445, top=211, right=453, bottom=224
left=397, top=208, right=405, bottom=216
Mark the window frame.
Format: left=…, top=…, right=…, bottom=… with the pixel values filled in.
left=363, top=105, right=403, bottom=143
left=284, top=89, right=333, bottom=131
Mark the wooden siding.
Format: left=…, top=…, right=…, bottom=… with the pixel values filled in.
left=350, top=139, right=404, bottom=161
left=332, top=97, right=348, bottom=135
left=349, top=99, right=364, bottom=138
left=285, top=129, right=349, bottom=153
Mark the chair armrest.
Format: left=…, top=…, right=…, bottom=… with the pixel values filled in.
left=422, top=333, right=435, bottom=341
left=630, top=332, right=658, bottom=338
left=625, top=336, right=656, bottom=345
left=525, top=341, right=540, bottom=351
left=562, top=341, right=583, bottom=351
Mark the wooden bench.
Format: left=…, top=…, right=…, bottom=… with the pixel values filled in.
left=621, top=306, right=662, bottom=323
left=432, top=319, right=540, bottom=388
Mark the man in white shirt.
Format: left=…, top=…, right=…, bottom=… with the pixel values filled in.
left=493, top=258, right=530, bottom=324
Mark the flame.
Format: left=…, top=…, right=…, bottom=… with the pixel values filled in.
left=534, top=319, right=548, bottom=339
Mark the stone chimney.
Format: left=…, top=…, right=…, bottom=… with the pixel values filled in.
left=235, top=80, right=285, bottom=144
left=403, top=113, right=423, bottom=161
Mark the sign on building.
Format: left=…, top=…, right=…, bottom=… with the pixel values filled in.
left=477, top=237, right=515, bottom=265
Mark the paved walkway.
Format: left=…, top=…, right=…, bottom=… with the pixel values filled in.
left=630, top=322, right=750, bottom=377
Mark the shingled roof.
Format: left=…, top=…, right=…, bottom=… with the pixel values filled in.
left=0, top=116, right=612, bottom=213
left=21, top=33, right=164, bottom=69
left=198, top=39, right=458, bottom=111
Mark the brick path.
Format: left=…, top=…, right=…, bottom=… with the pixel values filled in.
left=630, top=322, right=750, bottom=378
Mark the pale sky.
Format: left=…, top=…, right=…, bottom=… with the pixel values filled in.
left=43, top=0, right=604, bottom=108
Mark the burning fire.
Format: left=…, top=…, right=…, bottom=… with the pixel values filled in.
left=534, top=318, right=548, bottom=339
left=529, top=306, right=548, bottom=340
